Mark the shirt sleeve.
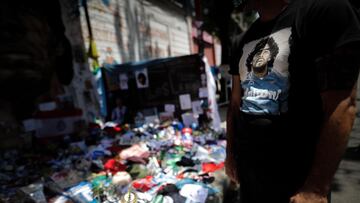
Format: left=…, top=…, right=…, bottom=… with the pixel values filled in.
left=299, top=0, right=360, bottom=90
left=302, top=0, right=360, bottom=49
left=316, top=42, right=360, bottom=91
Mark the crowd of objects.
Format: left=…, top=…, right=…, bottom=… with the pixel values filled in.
left=0, top=118, right=229, bottom=203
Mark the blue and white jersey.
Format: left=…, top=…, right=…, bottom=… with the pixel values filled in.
left=241, top=70, right=289, bottom=115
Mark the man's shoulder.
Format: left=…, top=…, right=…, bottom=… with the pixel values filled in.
left=297, top=0, right=352, bottom=11
left=231, top=21, right=260, bottom=48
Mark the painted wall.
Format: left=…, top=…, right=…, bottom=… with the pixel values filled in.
left=80, top=0, right=192, bottom=65
left=60, top=0, right=101, bottom=121
left=59, top=0, right=193, bottom=121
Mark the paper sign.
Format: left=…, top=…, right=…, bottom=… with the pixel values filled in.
left=192, top=100, right=203, bottom=115
left=119, top=74, right=129, bottom=90
left=135, top=69, right=149, bottom=88
left=179, top=94, right=192, bottom=110
left=164, top=104, right=175, bottom=113
left=199, top=87, right=208, bottom=98
left=181, top=113, right=198, bottom=127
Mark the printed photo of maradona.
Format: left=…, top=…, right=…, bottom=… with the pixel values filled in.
left=246, top=36, right=279, bottom=78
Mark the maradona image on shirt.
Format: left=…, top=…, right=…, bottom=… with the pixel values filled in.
left=239, top=29, right=291, bottom=115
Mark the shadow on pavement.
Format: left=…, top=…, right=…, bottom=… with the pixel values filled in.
left=331, top=178, right=342, bottom=192
left=343, top=146, right=360, bottom=161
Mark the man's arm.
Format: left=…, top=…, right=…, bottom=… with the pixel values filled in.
left=225, top=75, right=242, bottom=183
left=291, top=45, right=360, bottom=202
left=291, top=84, right=357, bottom=202
left=309, top=86, right=358, bottom=193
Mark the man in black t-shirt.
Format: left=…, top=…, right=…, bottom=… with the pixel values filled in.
left=225, top=0, right=360, bottom=202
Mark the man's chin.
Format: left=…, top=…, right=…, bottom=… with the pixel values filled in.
left=253, top=67, right=268, bottom=77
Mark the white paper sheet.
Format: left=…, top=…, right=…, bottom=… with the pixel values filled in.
left=164, top=104, right=175, bottom=112
left=198, top=87, right=208, bottom=98
left=192, top=100, right=203, bottom=115
left=179, top=94, right=192, bottom=110
left=181, top=113, right=198, bottom=127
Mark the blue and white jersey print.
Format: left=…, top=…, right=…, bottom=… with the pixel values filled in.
left=238, top=28, right=291, bottom=115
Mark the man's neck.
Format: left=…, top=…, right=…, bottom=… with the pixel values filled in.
left=258, top=0, right=288, bottom=22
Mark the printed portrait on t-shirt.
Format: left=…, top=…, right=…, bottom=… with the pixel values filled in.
left=246, top=37, right=279, bottom=78
left=238, top=28, right=292, bottom=115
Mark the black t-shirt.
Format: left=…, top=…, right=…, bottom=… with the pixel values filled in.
left=230, top=0, right=360, bottom=115
left=229, top=0, right=360, bottom=199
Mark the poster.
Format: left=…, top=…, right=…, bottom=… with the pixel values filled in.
left=119, top=74, right=128, bottom=90
left=192, top=100, right=203, bottom=115
left=135, top=68, right=149, bottom=88
left=181, top=113, right=198, bottom=127
left=179, top=94, right=192, bottom=110
left=164, top=104, right=175, bottom=113
left=199, top=87, right=208, bottom=98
